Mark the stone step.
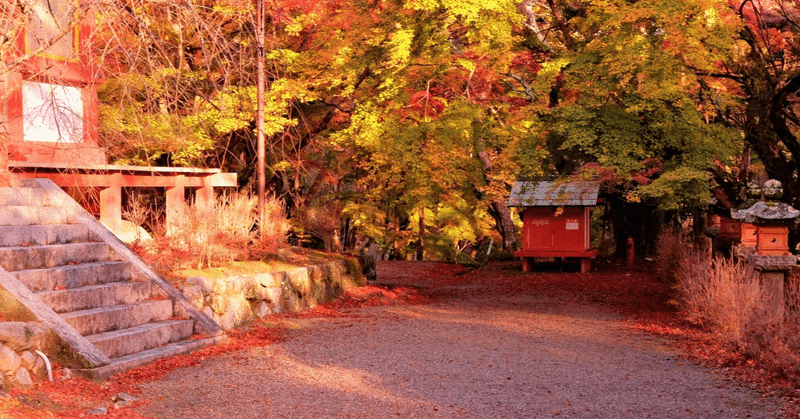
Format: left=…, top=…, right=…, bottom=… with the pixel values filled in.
left=61, top=300, right=174, bottom=336
left=36, top=281, right=152, bottom=313
left=86, top=320, right=195, bottom=359
left=0, top=224, right=92, bottom=247
left=0, top=206, right=77, bottom=226
left=74, top=336, right=221, bottom=380
left=0, top=242, right=109, bottom=271
left=0, top=187, right=61, bottom=207
left=12, top=261, right=131, bottom=292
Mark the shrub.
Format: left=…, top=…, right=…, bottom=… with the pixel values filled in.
left=654, top=226, right=692, bottom=283
left=296, top=204, right=341, bottom=252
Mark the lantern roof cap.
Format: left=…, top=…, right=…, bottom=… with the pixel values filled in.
left=730, top=201, right=800, bottom=224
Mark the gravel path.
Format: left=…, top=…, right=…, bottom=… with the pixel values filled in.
left=136, top=262, right=784, bottom=418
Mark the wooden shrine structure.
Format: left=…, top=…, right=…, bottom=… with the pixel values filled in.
left=0, top=1, right=236, bottom=236
left=508, top=180, right=600, bottom=273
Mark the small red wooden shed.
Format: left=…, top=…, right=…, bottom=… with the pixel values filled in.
left=508, top=180, right=600, bottom=273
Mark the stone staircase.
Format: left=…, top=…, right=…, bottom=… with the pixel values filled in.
left=0, top=180, right=224, bottom=379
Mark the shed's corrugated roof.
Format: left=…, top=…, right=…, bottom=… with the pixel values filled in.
left=508, top=181, right=599, bottom=207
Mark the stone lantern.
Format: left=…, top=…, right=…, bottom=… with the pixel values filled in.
left=731, top=201, right=799, bottom=255
left=730, top=180, right=799, bottom=318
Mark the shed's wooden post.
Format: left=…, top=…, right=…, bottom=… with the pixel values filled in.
left=522, top=257, right=532, bottom=272
left=166, top=175, right=187, bottom=236
left=580, top=258, right=591, bottom=274
left=99, top=173, right=122, bottom=234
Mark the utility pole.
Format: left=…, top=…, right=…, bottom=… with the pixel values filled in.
left=256, top=0, right=266, bottom=232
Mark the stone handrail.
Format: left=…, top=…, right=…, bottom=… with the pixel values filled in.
left=0, top=267, right=110, bottom=368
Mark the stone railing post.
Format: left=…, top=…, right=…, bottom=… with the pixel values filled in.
left=99, top=173, right=122, bottom=234
left=166, top=175, right=187, bottom=236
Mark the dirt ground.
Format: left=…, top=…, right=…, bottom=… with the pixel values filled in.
left=132, top=260, right=786, bottom=418
left=2, top=259, right=796, bottom=418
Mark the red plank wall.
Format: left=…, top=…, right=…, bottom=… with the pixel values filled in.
left=522, top=207, right=591, bottom=252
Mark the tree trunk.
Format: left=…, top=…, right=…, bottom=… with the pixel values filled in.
left=478, top=150, right=517, bottom=252
left=417, top=207, right=425, bottom=260
left=256, top=0, right=266, bottom=234
left=738, top=145, right=751, bottom=201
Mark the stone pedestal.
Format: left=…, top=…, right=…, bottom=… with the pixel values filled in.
left=747, top=254, right=797, bottom=319
left=760, top=271, right=785, bottom=319
left=732, top=245, right=756, bottom=260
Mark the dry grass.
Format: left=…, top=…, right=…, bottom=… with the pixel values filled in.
left=755, top=278, right=800, bottom=381
left=678, top=252, right=765, bottom=347
left=122, top=192, right=148, bottom=233
left=216, top=192, right=258, bottom=242
left=122, top=191, right=159, bottom=243
left=673, top=233, right=800, bottom=384
left=255, top=194, right=292, bottom=256
left=135, top=192, right=290, bottom=270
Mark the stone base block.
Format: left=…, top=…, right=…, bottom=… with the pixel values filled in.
left=747, top=254, right=797, bottom=271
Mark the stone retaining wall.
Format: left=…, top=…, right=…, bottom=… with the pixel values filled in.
left=0, top=253, right=364, bottom=390
left=0, top=322, right=56, bottom=390
left=177, top=256, right=364, bottom=330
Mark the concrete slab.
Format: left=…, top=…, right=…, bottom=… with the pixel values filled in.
left=61, top=300, right=174, bottom=336
left=0, top=206, right=76, bottom=226
left=12, top=261, right=132, bottom=292
left=36, top=281, right=152, bottom=313
left=0, top=188, right=35, bottom=206
left=74, top=336, right=222, bottom=380
left=87, top=320, right=195, bottom=359
left=0, top=242, right=109, bottom=271
left=0, top=224, right=94, bottom=246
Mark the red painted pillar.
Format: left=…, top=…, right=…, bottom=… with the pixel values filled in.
left=0, top=71, right=8, bottom=177
left=0, top=70, right=21, bottom=187
left=0, top=133, right=11, bottom=187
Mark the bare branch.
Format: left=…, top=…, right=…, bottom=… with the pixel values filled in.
left=520, top=0, right=552, bottom=52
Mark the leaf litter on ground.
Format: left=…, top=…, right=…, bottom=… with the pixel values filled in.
left=2, top=259, right=800, bottom=418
